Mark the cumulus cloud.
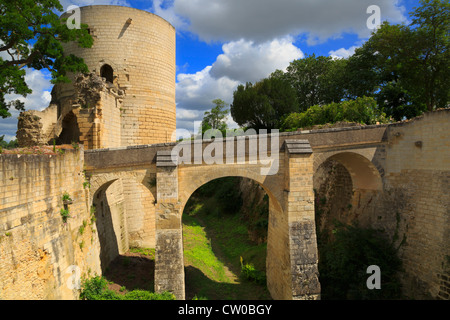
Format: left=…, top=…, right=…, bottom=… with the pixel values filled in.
left=175, top=38, right=303, bottom=132
left=176, top=66, right=240, bottom=112
left=329, top=46, right=359, bottom=59
left=171, top=0, right=406, bottom=44
left=210, top=37, right=303, bottom=83
left=150, top=0, right=189, bottom=31
left=159, top=0, right=407, bottom=133
left=7, top=69, right=53, bottom=112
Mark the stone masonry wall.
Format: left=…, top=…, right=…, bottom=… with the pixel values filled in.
left=0, top=148, right=101, bottom=299
left=122, top=175, right=156, bottom=249
left=381, top=110, right=450, bottom=299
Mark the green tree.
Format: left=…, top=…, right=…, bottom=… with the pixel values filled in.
left=282, top=54, right=347, bottom=111
left=407, top=0, right=450, bottom=111
left=0, top=0, right=93, bottom=118
left=351, top=0, right=449, bottom=118
left=344, top=46, right=380, bottom=100
left=0, top=135, right=18, bottom=149
left=375, top=81, right=416, bottom=121
left=231, top=75, right=298, bottom=130
left=201, top=99, right=229, bottom=137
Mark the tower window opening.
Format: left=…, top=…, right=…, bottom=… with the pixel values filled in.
left=100, top=64, right=114, bottom=84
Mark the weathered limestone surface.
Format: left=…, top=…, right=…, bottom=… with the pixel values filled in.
left=154, top=151, right=185, bottom=300
left=1, top=109, right=449, bottom=300
left=0, top=147, right=101, bottom=299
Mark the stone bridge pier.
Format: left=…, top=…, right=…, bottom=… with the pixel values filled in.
left=154, top=150, right=185, bottom=299
left=152, top=140, right=321, bottom=300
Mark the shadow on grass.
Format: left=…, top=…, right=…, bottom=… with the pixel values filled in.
left=185, top=266, right=271, bottom=300
left=102, top=255, right=271, bottom=300
left=103, top=254, right=155, bottom=292
left=182, top=203, right=271, bottom=300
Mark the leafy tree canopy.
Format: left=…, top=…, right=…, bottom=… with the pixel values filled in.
left=350, top=0, right=449, bottom=116
left=201, top=99, right=229, bottom=138
left=231, top=76, right=298, bottom=130
left=281, top=54, right=347, bottom=112
left=244, top=0, right=449, bottom=128
left=0, top=0, right=93, bottom=118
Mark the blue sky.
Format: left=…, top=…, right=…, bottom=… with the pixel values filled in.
left=0, top=0, right=421, bottom=141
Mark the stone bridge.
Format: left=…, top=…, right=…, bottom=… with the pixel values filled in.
left=84, top=124, right=388, bottom=300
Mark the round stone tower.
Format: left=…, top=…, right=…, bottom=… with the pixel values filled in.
left=62, top=5, right=176, bottom=146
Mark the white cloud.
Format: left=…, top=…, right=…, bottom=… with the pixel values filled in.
left=176, top=65, right=239, bottom=113
left=210, top=37, right=303, bottom=83
left=176, top=38, right=303, bottom=132
left=10, top=69, right=53, bottom=111
left=171, top=0, right=406, bottom=44
left=329, top=46, right=359, bottom=59
left=150, top=0, right=189, bottom=31
left=0, top=134, right=17, bottom=143
left=176, top=108, right=201, bottom=121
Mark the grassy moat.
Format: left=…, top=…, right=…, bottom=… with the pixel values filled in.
left=81, top=177, right=403, bottom=300
left=83, top=177, right=270, bottom=300
left=182, top=212, right=270, bottom=300
left=85, top=210, right=270, bottom=300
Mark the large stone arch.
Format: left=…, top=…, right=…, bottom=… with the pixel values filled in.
left=313, top=149, right=385, bottom=240
left=89, top=169, right=156, bottom=203
left=88, top=169, right=157, bottom=271
left=178, top=164, right=287, bottom=300
left=91, top=177, right=126, bottom=270
left=178, top=164, right=283, bottom=214
left=314, top=149, right=383, bottom=191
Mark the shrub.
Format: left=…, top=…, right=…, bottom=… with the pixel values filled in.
left=62, top=192, right=72, bottom=203
left=60, top=208, right=70, bottom=223
left=281, top=96, right=388, bottom=131
left=240, top=258, right=266, bottom=285
left=195, top=177, right=243, bottom=214
left=124, top=290, right=175, bottom=300
left=79, top=276, right=175, bottom=300
left=79, top=276, right=110, bottom=300
left=318, top=223, right=402, bottom=300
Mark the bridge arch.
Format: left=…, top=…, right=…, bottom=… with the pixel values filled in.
left=89, top=170, right=156, bottom=202
left=313, top=150, right=385, bottom=250
left=177, top=165, right=286, bottom=299
left=314, top=150, right=383, bottom=191
left=88, top=170, right=157, bottom=271
left=178, top=166, right=283, bottom=215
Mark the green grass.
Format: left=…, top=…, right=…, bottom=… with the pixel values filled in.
left=197, top=211, right=267, bottom=273
left=182, top=212, right=271, bottom=300
left=182, top=178, right=271, bottom=300
left=129, top=247, right=155, bottom=259
left=182, top=214, right=231, bottom=283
